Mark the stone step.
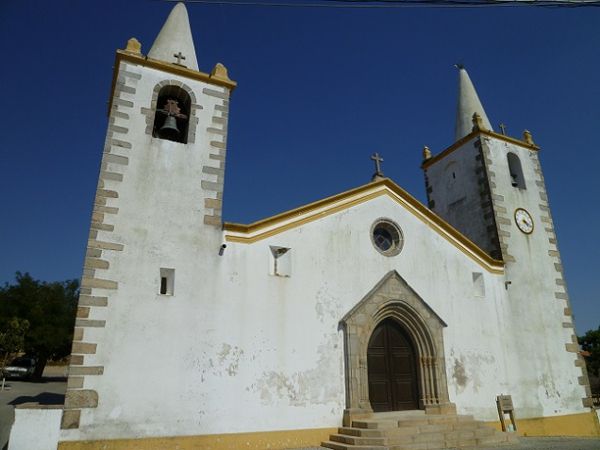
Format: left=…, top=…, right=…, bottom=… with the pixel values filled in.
left=329, top=433, right=387, bottom=446
left=338, top=427, right=385, bottom=437
left=375, top=426, right=420, bottom=438
left=353, top=419, right=404, bottom=429
left=328, top=413, right=518, bottom=449
left=388, top=443, right=439, bottom=450
left=321, top=440, right=386, bottom=450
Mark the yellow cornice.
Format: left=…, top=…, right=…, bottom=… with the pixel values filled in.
left=224, top=178, right=505, bottom=274
left=421, top=129, right=540, bottom=170
left=107, top=50, right=237, bottom=116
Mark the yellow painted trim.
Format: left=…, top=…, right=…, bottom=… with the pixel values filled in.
left=224, top=178, right=505, bottom=274
left=485, top=410, right=600, bottom=437
left=58, top=427, right=337, bottom=450
left=421, top=129, right=540, bottom=170
left=226, top=190, right=385, bottom=243
left=107, top=50, right=237, bottom=116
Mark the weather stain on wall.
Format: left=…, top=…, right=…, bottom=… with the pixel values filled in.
left=217, top=343, right=244, bottom=376
left=452, top=357, right=468, bottom=391
left=315, top=284, right=341, bottom=324
left=188, top=343, right=245, bottom=381
left=251, top=333, right=343, bottom=408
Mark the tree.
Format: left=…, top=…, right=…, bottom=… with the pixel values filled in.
left=0, top=317, right=30, bottom=373
left=0, top=272, right=78, bottom=379
left=579, top=326, right=600, bottom=396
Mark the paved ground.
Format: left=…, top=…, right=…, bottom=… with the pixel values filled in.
left=0, top=365, right=67, bottom=450
left=289, top=438, right=600, bottom=450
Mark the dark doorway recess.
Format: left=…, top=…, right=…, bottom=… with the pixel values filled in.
left=367, top=318, right=420, bottom=412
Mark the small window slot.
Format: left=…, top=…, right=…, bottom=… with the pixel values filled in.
left=472, top=272, right=485, bottom=297
left=269, top=246, right=291, bottom=277
left=159, top=268, right=175, bottom=295
left=507, top=152, right=526, bottom=189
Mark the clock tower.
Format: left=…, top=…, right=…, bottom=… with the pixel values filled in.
left=421, top=66, right=592, bottom=412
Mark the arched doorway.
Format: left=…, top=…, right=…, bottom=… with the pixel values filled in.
left=367, top=318, right=419, bottom=411
left=340, top=271, right=455, bottom=426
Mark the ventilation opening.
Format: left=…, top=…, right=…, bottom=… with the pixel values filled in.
left=153, top=86, right=191, bottom=144
left=159, top=268, right=175, bottom=295
left=507, top=152, right=526, bottom=189
left=269, top=246, right=291, bottom=277
left=472, top=272, right=485, bottom=297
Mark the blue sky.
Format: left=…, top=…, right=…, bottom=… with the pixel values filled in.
left=0, top=1, right=598, bottom=332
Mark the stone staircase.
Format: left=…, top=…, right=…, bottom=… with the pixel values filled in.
left=322, top=411, right=518, bottom=450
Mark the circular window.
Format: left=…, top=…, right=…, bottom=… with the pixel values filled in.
left=371, top=219, right=403, bottom=256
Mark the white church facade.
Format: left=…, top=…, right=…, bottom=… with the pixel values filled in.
left=10, top=3, right=599, bottom=450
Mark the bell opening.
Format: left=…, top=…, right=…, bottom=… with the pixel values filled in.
left=152, top=86, right=191, bottom=144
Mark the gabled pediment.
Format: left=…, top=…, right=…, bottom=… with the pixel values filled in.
left=341, top=270, right=446, bottom=328
left=224, top=178, right=504, bottom=274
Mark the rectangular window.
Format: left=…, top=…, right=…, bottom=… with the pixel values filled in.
left=159, top=268, right=175, bottom=295
left=269, top=246, right=291, bottom=277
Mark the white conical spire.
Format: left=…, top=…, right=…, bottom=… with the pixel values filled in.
left=148, top=2, right=199, bottom=71
left=455, top=66, right=492, bottom=141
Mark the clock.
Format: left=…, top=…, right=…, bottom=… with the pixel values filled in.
left=514, top=208, right=534, bottom=234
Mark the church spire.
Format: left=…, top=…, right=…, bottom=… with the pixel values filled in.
left=148, top=2, right=199, bottom=71
left=454, top=65, right=492, bottom=141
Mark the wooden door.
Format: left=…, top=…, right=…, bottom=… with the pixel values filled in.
left=367, top=319, right=419, bottom=412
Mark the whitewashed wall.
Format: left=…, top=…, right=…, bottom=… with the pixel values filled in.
left=9, top=407, right=61, bottom=450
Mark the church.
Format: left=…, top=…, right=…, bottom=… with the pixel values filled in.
left=9, top=3, right=599, bottom=450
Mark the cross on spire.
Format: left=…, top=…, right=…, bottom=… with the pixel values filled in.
left=499, top=123, right=507, bottom=135
left=371, top=153, right=384, bottom=180
left=173, top=51, right=187, bottom=66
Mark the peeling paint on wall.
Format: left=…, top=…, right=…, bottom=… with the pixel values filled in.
left=453, top=357, right=468, bottom=391
left=315, top=284, right=341, bottom=324
left=251, top=333, right=343, bottom=408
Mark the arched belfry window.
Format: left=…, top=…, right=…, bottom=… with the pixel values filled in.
left=153, top=86, right=191, bottom=144
left=507, top=152, right=526, bottom=189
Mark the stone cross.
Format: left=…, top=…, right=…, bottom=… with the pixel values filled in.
left=173, top=52, right=187, bottom=66
left=499, top=123, right=507, bottom=135
left=371, top=153, right=384, bottom=178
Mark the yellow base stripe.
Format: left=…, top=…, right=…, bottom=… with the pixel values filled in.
left=485, top=410, right=600, bottom=437
left=58, top=411, right=600, bottom=450
left=58, top=427, right=337, bottom=450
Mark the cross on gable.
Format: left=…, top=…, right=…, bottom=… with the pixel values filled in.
left=371, top=153, right=384, bottom=178
left=173, top=52, right=187, bottom=67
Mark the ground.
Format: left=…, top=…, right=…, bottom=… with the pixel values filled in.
left=0, top=365, right=67, bottom=450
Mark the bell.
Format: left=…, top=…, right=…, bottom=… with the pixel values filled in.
left=158, top=116, right=180, bottom=140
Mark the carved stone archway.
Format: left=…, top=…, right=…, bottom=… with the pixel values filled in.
left=340, top=271, right=455, bottom=425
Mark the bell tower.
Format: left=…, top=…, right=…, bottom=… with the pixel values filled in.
left=61, top=2, right=236, bottom=433
left=420, top=66, right=593, bottom=413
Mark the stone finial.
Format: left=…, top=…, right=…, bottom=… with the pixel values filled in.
left=523, top=129, right=535, bottom=145
left=211, top=63, right=231, bottom=81
left=125, top=38, right=142, bottom=55
left=423, top=146, right=432, bottom=160
left=472, top=112, right=484, bottom=131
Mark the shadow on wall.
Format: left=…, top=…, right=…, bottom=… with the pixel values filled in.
left=9, top=392, right=65, bottom=406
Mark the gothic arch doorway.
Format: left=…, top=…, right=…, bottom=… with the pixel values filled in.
left=367, top=318, right=420, bottom=412
left=340, top=271, right=455, bottom=425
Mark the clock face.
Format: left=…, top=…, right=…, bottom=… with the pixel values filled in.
left=515, top=208, right=534, bottom=234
